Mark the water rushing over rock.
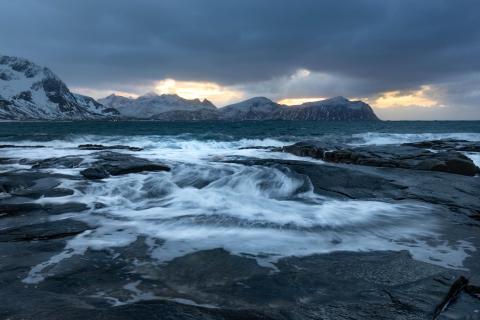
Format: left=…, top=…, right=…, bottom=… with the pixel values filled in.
left=1, top=121, right=480, bottom=319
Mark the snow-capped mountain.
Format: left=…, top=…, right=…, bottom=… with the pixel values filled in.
left=99, top=93, right=218, bottom=120
left=219, top=97, right=282, bottom=120
left=218, top=96, right=379, bottom=121
left=1, top=55, right=379, bottom=121
left=277, top=96, right=379, bottom=120
left=0, top=55, right=119, bottom=120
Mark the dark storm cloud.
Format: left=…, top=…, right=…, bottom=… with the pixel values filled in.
left=1, top=0, right=479, bottom=96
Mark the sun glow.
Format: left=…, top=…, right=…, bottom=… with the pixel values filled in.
left=154, top=79, right=243, bottom=105
left=72, top=87, right=138, bottom=99
left=372, top=85, right=439, bottom=108
left=278, top=97, right=326, bottom=105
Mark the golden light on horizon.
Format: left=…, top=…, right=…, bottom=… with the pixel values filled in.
left=154, top=78, right=244, bottom=105
left=72, top=87, right=139, bottom=99
left=277, top=97, right=327, bottom=105
left=372, top=85, right=439, bottom=108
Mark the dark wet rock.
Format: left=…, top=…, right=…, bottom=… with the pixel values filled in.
left=10, top=187, right=74, bottom=199
left=156, top=248, right=271, bottom=288
left=0, top=219, right=89, bottom=242
left=0, top=157, right=18, bottom=165
left=1, top=297, right=280, bottom=320
left=465, top=285, right=480, bottom=300
left=80, top=167, right=110, bottom=180
left=27, top=156, right=84, bottom=169
left=93, top=202, right=107, bottom=209
left=78, top=144, right=143, bottom=151
left=0, top=171, right=76, bottom=199
left=0, top=235, right=455, bottom=320
left=280, top=141, right=479, bottom=176
left=0, top=203, right=43, bottom=216
left=0, top=144, right=45, bottom=148
left=19, top=156, right=83, bottom=169
left=238, top=146, right=276, bottom=150
left=80, top=152, right=170, bottom=180
left=0, top=202, right=88, bottom=217
left=404, top=139, right=480, bottom=152
left=433, top=276, right=469, bottom=319
left=1, top=222, right=478, bottom=320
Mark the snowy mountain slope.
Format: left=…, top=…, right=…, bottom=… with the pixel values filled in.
left=217, top=96, right=379, bottom=121
left=277, top=96, right=379, bottom=120
left=0, top=55, right=379, bottom=121
left=99, top=93, right=218, bottom=120
left=219, top=97, right=282, bottom=120
left=0, top=55, right=118, bottom=120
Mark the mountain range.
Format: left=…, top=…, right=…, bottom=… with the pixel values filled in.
left=0, top=55, right=379, bottom=121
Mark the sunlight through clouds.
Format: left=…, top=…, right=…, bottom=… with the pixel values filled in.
left=154, top=79, right=244, bottom=105
left=371, top=85, right=440, bottom=108
left=277, top=97, right=327, bottom=105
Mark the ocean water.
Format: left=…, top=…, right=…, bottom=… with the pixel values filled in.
left=1, top=121, right=480, bottom=285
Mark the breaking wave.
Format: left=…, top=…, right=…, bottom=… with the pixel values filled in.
left=11, top=135, right=473, bottom=284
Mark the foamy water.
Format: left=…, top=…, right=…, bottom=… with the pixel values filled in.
left=1, top=134, right=473, bottom=284
left=351, top=132, right=480, bottom=145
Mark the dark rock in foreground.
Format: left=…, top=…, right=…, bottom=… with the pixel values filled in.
left=80, top=151, right=170, bottom=179
left=0, top=171, right=76, bottom=198
left=78, top=144, right=143, bottom=151
left=0, top=202, right=88, bottom=217
left=0, top=144, right=45, bottom=149
left=0, top=219, right=90, bottom=242
left=404, top=139, right=480, bottom=152
left=280, top=141, right=479, bottom=176
left=21, top=156, right=84, bottom=169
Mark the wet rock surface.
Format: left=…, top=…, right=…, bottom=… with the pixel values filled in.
left=80, top=152, right=170, bottom=179
left=0, top=144, right=45, bottom=148
left=1, top=138, right=480, bottom=319
left=78, top=144, right=143, bottom=151
left=229, top=158, right=480, bottom=218
left=21, top=156, right=84, bottom=169
left=279, top=140, right=480, bottom=176
left=403, top=139, right=480, bottom=152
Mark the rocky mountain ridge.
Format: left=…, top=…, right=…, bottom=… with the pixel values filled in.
left=1, top=55, right=379, bottom=121
left=0, top=55, right=118, bottom=120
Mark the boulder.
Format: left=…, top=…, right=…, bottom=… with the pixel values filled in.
left=280, top=141, right=479, bottom=176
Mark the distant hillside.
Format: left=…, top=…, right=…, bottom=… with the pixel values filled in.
left=218, top=96, right=379, bottom=121
left=99, top=93, right=217, bottom=120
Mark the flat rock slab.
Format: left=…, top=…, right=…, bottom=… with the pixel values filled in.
left=0, top=171, right=76, bottom=199
left=27, top=156, right=84, bottom=169
left=0, top=144, right=45, bottom=149
left=0, top=245, right=460, bottom=320
left=0, top=219, right=90, bottom=242
left=404, top=139, right=480, bottom=152
left=78, top=144, right=143, bottom=151
left=0, top=202, right=88, bottom=217
left=280, top=140, right=479, bottom=176
left=80, top=151, right=170, bottom=180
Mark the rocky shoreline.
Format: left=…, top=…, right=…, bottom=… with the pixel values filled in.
left=1, top=138, right=480, bottom=319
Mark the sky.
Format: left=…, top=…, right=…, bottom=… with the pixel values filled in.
left=1, top=0, right=479, bottom=120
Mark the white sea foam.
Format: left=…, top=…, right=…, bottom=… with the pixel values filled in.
left=466, top=153, right=480, bottom=167
left=351, top=132, right=480, bottom=146
left=5, top=134, right=472, bottom=284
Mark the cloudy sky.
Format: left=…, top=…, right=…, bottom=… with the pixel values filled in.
left=1, top=0, right=479, bottom=119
